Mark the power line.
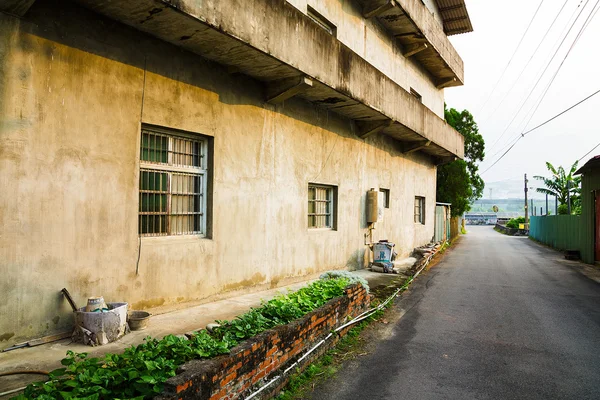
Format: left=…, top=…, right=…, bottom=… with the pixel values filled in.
left=579, top=141, right=600, bottom=162
left=518, top=0, right=600, bottom=133
left=482, top=0, right=569, bottom=125
left=482, top=88, right=600, bottom=175
left=522, top=88, right=600, bottom=136
left=488, top=0, right=590, bottom=153
left=476, top=0, right=545, bottom=115
left=482, top=0, right=589, bottom=151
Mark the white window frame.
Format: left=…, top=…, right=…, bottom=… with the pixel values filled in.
left=139, top=125, right=208, bottom=237
left=308, top=183, right=337, bottom=229
left=414, top=196, right=426, bottom=224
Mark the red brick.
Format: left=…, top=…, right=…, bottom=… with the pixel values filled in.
left=209, top=388, right=227, bottom=400
left=176, top=380, right=192, bottom=394
left=232, top=361, right=243, bottom=371
left=255, top=370, right=266, bottom=381
left=266, top=347, right=278, bottom=357
left=220, top=371, right=237, bottom=387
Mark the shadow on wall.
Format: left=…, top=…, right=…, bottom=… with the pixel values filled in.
left=16, top=0, right=435, bottom=164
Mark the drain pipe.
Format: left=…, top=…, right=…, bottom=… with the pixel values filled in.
left=0, top=370, right=49, bottom=398
left=244, top=252, right=434, bottom=400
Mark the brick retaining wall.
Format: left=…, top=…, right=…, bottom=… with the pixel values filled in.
left=155, top=283, right=370, bottom=400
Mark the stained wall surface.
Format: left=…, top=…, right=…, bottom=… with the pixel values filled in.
left=285, top=0, right=446, bottom=117
left=0, top=0, right=438, bottom=349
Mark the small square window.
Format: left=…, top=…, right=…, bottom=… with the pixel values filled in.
left=307, top=6, right=337, bottom=37
left=414, top=196, right=425, bottom=224
left=308, top=184, right=337, bottom=229
left=410, top=88, right=422, bottom=103
left=379, top=188, right=390, bottom=208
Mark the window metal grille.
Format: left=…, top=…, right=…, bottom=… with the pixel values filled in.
left=141, top=130, right=203, bottom=168
left=414, top=196, right=425, bottom=224
left=308, top=184, right=334, bottom=229
left=139, top=127, right=207, bottom=236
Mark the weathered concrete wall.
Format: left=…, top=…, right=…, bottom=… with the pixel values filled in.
left=280, top=0, right=444, bottom=117
left=421, top=0, right=444, bottom=26
left=0, top=1, right=437, bottom=349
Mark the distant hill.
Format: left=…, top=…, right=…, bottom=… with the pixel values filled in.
left=470, top=198, right=555, bottom=215
left=483, top=179, right=546, bottom=200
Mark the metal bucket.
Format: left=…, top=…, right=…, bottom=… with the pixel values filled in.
left=128, top=311, right=151, bottom=331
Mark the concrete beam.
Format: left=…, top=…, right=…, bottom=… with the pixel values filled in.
left=403, top=42, right=428, bottom=57
left=0, top=0, right=36, bottom=16
left=356, top=119, right=393, bottom=139
left=363, top=0, right=396, bottom=19
left=266, top=76, right=313, bottom=104
left=436, top=77, right=457, bottom=89
left=72, top=0, right=465, bottom=158
left=435, top=155, right=458, bottom=165
left=439, top=4, right=464, bottom=12
left=226, top=65, right=242, bottom=75
left=403, top=140, right=431, bottom=154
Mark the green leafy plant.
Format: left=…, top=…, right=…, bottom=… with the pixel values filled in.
left=437, top=106, right=486, bottom=217
left=506, top=216, right=525, bottom=229
left=534, top=161, right=581, bottom=212
left=14, top=277, right=353, bottom=400
left=319, top=271, right=369, bottom=293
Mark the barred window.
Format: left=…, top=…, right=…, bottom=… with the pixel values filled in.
left=414, top=196, right=425, bottom=224
left=308, top=184, right=336, bottom=229
left=139, top=127, right=207, bottom=236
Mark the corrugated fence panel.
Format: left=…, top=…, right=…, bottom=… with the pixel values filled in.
left=434, top=206, right=445, bottom=242
left=529, top=215, right=582, bottom=251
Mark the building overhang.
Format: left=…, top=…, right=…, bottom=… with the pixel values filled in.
left=68, top=0, right=464, bottom=159
left=358, top=0, right=465, bottom=87
left=434, top=0, right=473, bottom=36
left=575, top=155, right=600, bottom=175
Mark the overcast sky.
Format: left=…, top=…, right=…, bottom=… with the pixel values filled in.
left=444, top=0, right=600, bottom=193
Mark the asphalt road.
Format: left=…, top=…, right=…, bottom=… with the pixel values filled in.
left=308, top=226, right=600, bottom=400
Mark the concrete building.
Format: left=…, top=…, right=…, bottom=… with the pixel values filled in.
left=0, top=0, right=472, bottom=349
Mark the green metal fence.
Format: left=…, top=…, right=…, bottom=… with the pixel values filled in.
left=529, top=215, right=582, bottom=251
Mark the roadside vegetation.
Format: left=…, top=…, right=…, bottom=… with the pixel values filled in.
left=14, top=277, right=353, bottom=400
left=436, top=106, right=485, bottom=217
left=276, top=310, right=382, bottom=400
left=275, top=244, right=453, bottom=400
left=534, top=161, right=581, bottom=215
left=506, top=216, right=526, bottom=229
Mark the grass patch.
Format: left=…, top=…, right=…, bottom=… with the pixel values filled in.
left=276, top=309, right=384, bottom=400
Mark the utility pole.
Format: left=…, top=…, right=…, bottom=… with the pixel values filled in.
left=555, top=196, right=558, bottom=215
left=524, top=173, right=529, bottom=226
left=545, top=193, right=548, bottom=216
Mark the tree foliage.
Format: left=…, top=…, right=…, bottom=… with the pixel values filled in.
left=436, top=106, right=485, bottom=217
left=533, top=161, right=581, bottom=214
